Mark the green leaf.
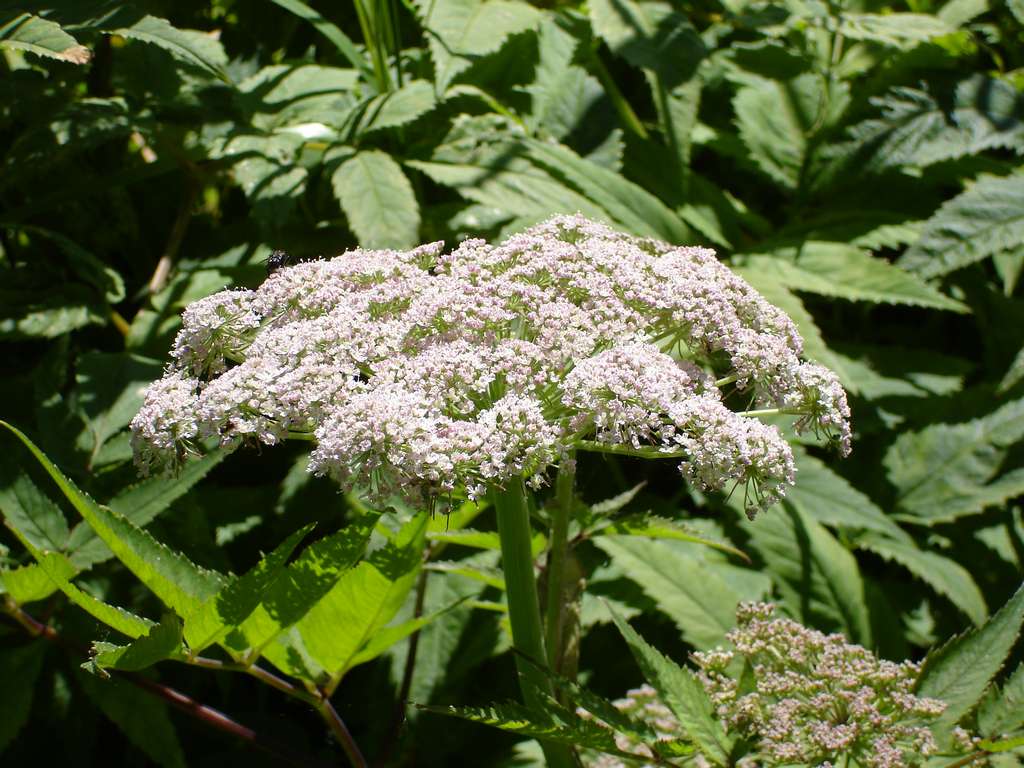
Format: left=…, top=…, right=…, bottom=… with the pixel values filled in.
left=332, top=151, right=420, bottom=249
left=744, top=502, right=872, bottom=646
left=855, top=533, right=987, bottom=626
left=237, top=64, right=359, bottom=132
left=424, top=698, right=658, bottom=758
left=733, top=74, right=827, bottom=191
left=1, top=562, right=63, bottom=604
left=846, top=77, right=1024, bottom=173
left=0, top=421, right=225, bottom=619
left=68, top=448, right=228, bottom=570
left=901, top=173, right=1024, bottom=278
left=593, top=537, right=753, bottom=650
left=210, top=133, right=308, bottom=225
left=109, top=15, right=228, bottom=80
left=412, top=0, right=541, bottom=92
left=184, top=524, right=313, bottom=653
left=426, top=560, right=506, bottom=589
left=347, top=80, right=437, bottom=137
left=273, top=513, right=426, bottom=687
left=884, top=397, right=1024, bottom=524
left=524, top=17, right=602, bottom=140
left=29, top=552, right=155, bottom=639
left=608, top=608, right=731, bottom=765
left=90, top=614, right=184, bottom=672
left=829, top=13, right=956, bottom=48
left=740, top=243, right=969, bottom=313
left=77, top=672, right=185, bottom=768
left=0, top=452, right=70, bottom=552
left=522, top=138, right=690, bottom=242
left=232, top=513, right=379, bottom=658
left=0, top=12, right=91, bottom=64
left=1000, top=344, right=1024, bottom=394
left=0, top=642, right=47, bottom=752
left=916, top=583, right=1024, bottom=741
left=592, top=514, right=750, bottom=562
left=427, top=528, right=546, bottom=556
left=266, top=0, right=373, bottom=78
left=979, top=663, right=1024, bottom=737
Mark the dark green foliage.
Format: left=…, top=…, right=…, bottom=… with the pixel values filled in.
left=1, top=0, right=1023, bottom=765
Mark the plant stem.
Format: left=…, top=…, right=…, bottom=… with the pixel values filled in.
left=316, top=696, right=369, bottom=768
left=491, top=479, right=575, bottom=768
left=588, top=47, right=649, bottom=140
left=544, top=457, right=574, bottom=674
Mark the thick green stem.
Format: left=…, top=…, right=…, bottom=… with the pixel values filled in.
left=544, top=458, right=574, bottom=673
left=491, top=479, right=575, bottom=768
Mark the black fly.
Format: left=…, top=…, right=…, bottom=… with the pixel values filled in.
left=265, top=249, right=294, bottom=276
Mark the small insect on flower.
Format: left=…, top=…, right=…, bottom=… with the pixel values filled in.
left=265, top=249, right=295, bottom=276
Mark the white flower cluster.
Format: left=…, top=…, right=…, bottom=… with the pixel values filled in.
left=693, top=603, right=946, bottom=768
left=130, top=215, right=851, bottom=513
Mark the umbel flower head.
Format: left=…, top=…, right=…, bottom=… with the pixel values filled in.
left=693, top=603, right=946, bottom=767
left=130, top=215, right=851, bottom=516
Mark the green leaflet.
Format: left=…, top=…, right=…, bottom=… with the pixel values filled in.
left=978, top=663, right=1024, bottom=737
left=825, top=13, right=956, bottom=49
left=0, top=452, right=71, bottom=553
left=424, top=699, right=665, bottom=759
left=593, top=536, right=755, bottom=650
left=855, top=532, right=987, bottom=626
left=916, top=582, right=1024, bottom=744
left=108, top=15, right=228, bottom=81
left=1001, top=343, right=1024, bottom=394
left=885, top=397, right=1024, bottom=524
left=608, top=607, right=731, bottom=766
left=739, top=243, right=969, bottom=313
left=232, top=512, right=379, bottom=657
left=69, top=447, right=229, bottom=570
left=0, top=642, right=47, bottom=753
left=345, top=79, right=438, bottom=138
left=0, top=420, right=225, bottom=620
left=236, top=64, right=358, bottom=132
left=426, top=528, right=546, bottom=556
left=412, top=0, right=541, bottom=92
left=89, top=614, right=184, bottom=672
left=591, top=513, right=749, bottom=562
left=744, top=502, right=873, bottom=647
left=183, top=524, right=313, bottom=653
left=273, top=513, right=427, bottom=688
left=1, top=562, right=63, bottom=604
left=332, top=151, right=420, bottom=249
left=0, top=12, right=90, bottom=64
left=901, top=173, right=1024, bottom=278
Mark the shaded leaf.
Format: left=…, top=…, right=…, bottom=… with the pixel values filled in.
left=90, top=614, right=184, bottom=672
left=332, top=150, right=420, bottom=249
left=0, top=642, right=47, bottom=752
left=266, top=0, right=372, bottom=77
left=0, top=452, right=70, bottom=552
left=0, top=12, right=90, bottom=64
left=109, top=15, right=227, bottom=80
left=978, top=663, right=1024, bottom=737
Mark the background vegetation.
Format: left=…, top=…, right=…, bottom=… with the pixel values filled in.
left=1, top=0, right=1023, bottom=765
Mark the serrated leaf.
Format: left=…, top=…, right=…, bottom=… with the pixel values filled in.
left=413, top=0, right=541, bottom=91
left=829, top=13, right=956, bottom=48
left=979, top=663, right=1024, bottom=736
left=846, top=77, right=1024, bottom=173
left=232, top=513, right=379, bottom=657
left=885, top=397, right=1024, bottom=524
left=347, top=80, right=437, bottom=137
left=0, top=421, right=226, bottom=619
left=332, top=150, right=420, bottom=249
left=916, top=583, right=1024, bottom=742
left=525, top=17, right=602, bottom=140
left=426, top=528, right=546, bottom=556
left=184, top=524, right=312, bottom=653
left=425, top=560, right=506, bottom=590
left=0, top=12, right=90, bottom=64
left=608, top=608, right=731, bottom=765
left=593, top=514, right=750, bottom=562
left=77, top=672, right=185, bottom=768
left=590, top=483, right=646, bottom=516
left=744, top=502, right=872, bottom=646
left=741, top=243, right=969, bottom=312
left=68, top=448, right=228, bottom=570
left=237, top=64, right=358, bottom=131
left=593, top=537, right=749, bottom=650
left=0, top=642, right=46, bottom=752
left=425, top=698, right=651, bottom=758
left=0, top=452, right=70, bottom=552
left=901, top=173, right=1024, bottom=278
left=1001, top=344, right=1024, bottom=394
left=278, top=514, right=426, bottom=687
left=90, top=614, right=183, bottom=672
left=109, top=15, right=227, bottom=80
left=1, top=562, right=63, bottom=604
left=855, top=533, right=987, bottom=626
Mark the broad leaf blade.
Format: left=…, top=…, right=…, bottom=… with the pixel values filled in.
left=0, top=12, right=91, bottom=64
left=109, top=15, right=228, bottom=80
left=333, top=151, right=420, bottom=249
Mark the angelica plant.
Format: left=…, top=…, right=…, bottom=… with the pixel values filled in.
left=130, top=214, right=852, bottom=767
